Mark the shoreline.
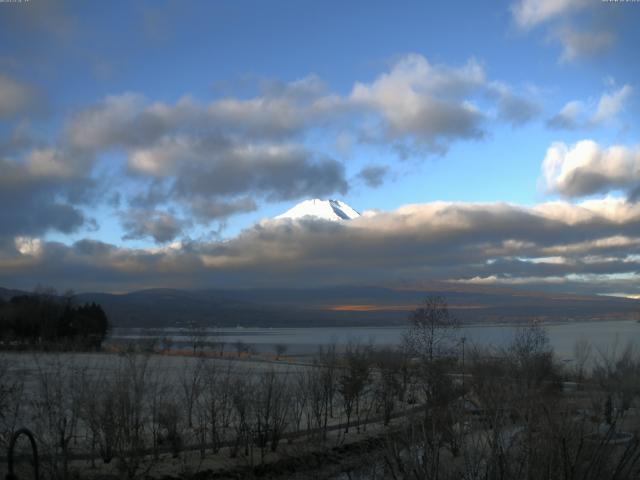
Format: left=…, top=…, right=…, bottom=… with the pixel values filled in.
left=109, top=317, right=640, bottom=333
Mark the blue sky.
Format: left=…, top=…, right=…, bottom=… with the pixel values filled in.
left=1, top=0, right=640, bottom=294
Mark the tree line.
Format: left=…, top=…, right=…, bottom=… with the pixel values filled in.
left=0, top=288, right=110, bottom=349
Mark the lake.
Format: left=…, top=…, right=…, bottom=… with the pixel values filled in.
left=110, top=319, right=640, bottom=362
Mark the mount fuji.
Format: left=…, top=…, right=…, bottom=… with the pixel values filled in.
left=275, top=199, right=360, bottom=221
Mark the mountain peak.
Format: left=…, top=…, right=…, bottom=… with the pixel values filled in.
left=275, top=199, right=360, bottom=221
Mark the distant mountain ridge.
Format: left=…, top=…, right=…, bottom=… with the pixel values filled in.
left=275, top=199, right=360, bottom=221
left=3, top=285, right=636, bottom=328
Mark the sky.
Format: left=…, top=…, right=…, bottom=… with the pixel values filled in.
left=1, top=0, right=640, bottom=296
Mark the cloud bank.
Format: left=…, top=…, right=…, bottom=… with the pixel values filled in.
left=4, top=195, right=640, bottom=297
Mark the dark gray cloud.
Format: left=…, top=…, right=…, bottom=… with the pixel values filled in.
left=0, top=74, right=38, bottom=119
left=121, top=210, right=187, bottom=244
left=123, top=135, right=348, bottom=231
left=0, top=122, right=38, bottom=157
left=189, top=197, right=257, bottom=222
left=510, top=0, right=618, bottom=62
left=65, top=82, right=328, bottom=154
left=358, top=165, right=389, bottom=188
left=66, top=93, right=185, bottom=152
left=494, top=90, right=542, bottom=126
left=259, top=75, right=328, bottom=102
left=554, top=26, right=615, bottom=63
left=628, top=185, right=640, bottom=204
left=0, top=0, right=75, bottom=41
left=0, top=156, right=89, bottom=239
left=547, top=103, right=582, bottom=130
left=170, top=144, right=348, bottom=201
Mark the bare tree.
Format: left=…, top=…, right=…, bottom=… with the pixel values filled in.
left=186, top=321, right=205, bottom=356
left=404, top=296, right=459, bottom=362
left=200, top=360, right=234, bottom=454
left=306, top=344, right=338, bottom=441
left=110, top=353, right=158, bottom=479
left=0, top=355, right=24, bottom=450
left=160, top=336, right=174, bottom=353
left=230, top=373, right=253, bottom=459
left=371, top=347, right=404, bottom=426
left=179, top=357, right=204, bottom=429
left=573, top=337, right=592, bottom=381
left=274, top=343, right=288, bottom=360
left=234, top=340, right=249, bottom=358
left=507, top=322, right=560, bottom=398
left=156, top=399, right=183, bottom=458
left=208, top=327, right=226, bottom=357
left=289, top=371, right=309, bottom=440
left=382, top=410, right=457, bottom=480
left=31, top=354, right=87, bottom=480
left=593, top=342, right=640, bottom=422
left=338, top=343, right=371, bottom=433
left=252, top=369, right=291, bottom=461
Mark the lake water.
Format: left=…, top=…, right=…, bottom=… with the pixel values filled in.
left=110, top=319, right=640, bottom=362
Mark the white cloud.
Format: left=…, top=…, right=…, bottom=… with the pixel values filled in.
left=591, top=84, right=633, bottom=125
left=349, top=55, right=487, bottom=150
left=14, top=236, right=43, bottom=257
left=547, top=84, right=633, bottom=129
left=451, top=275, right=567, bottom=285
left=542, top=140, right=640, bottom=197
left=511, top=0, right=588, bottom=29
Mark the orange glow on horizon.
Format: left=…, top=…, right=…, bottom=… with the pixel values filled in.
left=327, top=304, right=489, bottom=312
left=328, top=304, right=414, bottom=312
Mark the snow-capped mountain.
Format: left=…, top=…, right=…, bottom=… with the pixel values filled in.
left=275, top=199, right=360, bottom=221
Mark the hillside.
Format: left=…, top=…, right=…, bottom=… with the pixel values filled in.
left=77, top=285, right=639, bottom=328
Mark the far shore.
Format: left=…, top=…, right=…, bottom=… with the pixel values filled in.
left=109, top=316, right=640, bottom=331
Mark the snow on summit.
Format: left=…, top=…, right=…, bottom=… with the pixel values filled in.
left=275, top=199, right=360, bottom=221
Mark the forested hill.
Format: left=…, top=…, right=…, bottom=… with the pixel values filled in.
left=0, top=289, right=109, bottom=348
